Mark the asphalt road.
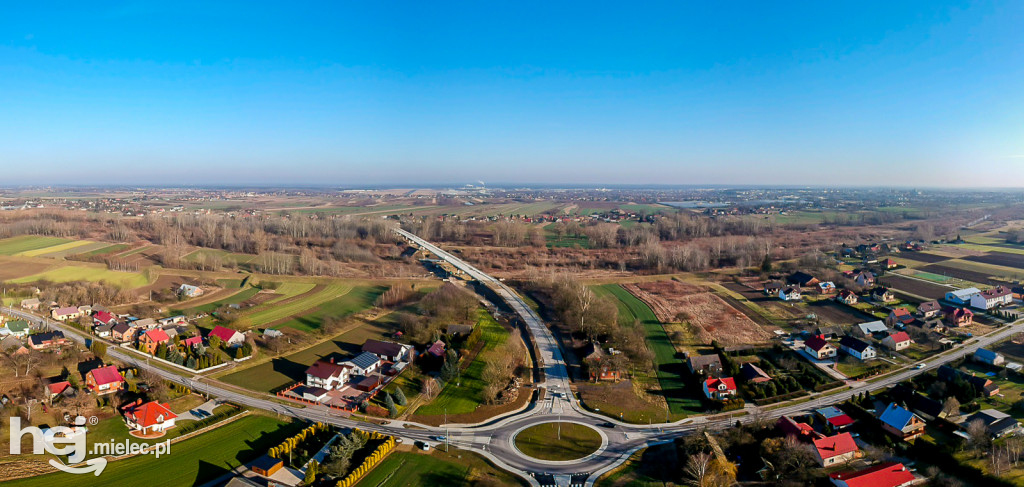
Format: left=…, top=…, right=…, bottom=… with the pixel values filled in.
left=5, top=229, right=1023, bottom=486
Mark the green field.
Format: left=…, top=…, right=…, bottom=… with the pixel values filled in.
left=4, top=415, right=294, bottom=487
left=415, top=310, right=508, bottom=416
left=272, top=285, right=387, bottom=332
left=513, top=422, right=602, bottom=461
left=11, top=265, right=151, bottom=289
left=183, top=248, right=259, bottom=265
left=0, top=235, right=73, bottom=256
left=263, top=281, right=317, bottom=305
left=543, top=223, right=591, bottom=248
left=593, top=284, right=700, bottom=416
left=27, top=240, right=105, bottom=258
left=220, top=311, right=398, bottom=392
left=354, top=450, right=526, bottom=487
left=243, top=282, right=354, bottom=327
left=175, top=286, right=261, bottom=314
left=76, top=243, right=131, bottom=258
left=912, top=271, right=953, bottom=282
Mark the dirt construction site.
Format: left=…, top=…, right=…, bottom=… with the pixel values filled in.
left=623, top=280, right=773, bottom=347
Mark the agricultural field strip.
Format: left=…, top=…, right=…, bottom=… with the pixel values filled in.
left=264, top=281, right=318, bottom=305
left=19, top=240, right=98, bottom=258
left=243, top=282, right=354, bottom=326
left=0, top=236, right=73, bottom=255
left=9, top=264, right=152, bottom=289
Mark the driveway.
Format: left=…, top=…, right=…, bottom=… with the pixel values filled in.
left=176, top=399, right=220, bottom=422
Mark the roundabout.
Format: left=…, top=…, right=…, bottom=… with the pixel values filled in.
left=511, top=421, right=607, bottom=464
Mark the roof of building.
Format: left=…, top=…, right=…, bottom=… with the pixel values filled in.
left=788, top=271, right=817, bottom=285
left=112, top=323, right=131, bottom=334
left=839, top=336, right=873, bottom=353
left=180, top=336, right=203, bottom=347
left=48, top=380, right=71, bottom=396
left=93, top=311, right=117, bottom=324
left=362, top=339, right=406, bottom=358
left=879, top=403, right=921, bottom=433
left=349, top=351, right=381, bottom=371
left=886, top=331, right=911, bottom=344
left=828, top=462, right=916, bottom=487
left=144, top=328, right=170, bottom=343
left=446, top=324, right=474, bottom=335
left=704, top=377, right=736, bottom=391
left=89, top=365, right=124, bottom=385
left=776, top=415, right=824, bottom=439
left=980, top=286, right=1012, bottom=299
left=804, top=336, right=831, bottom=352
left=209, top=325, right=241, bottom=342
left=5, top=320, right=29, bottom=332
left=781, top=286, right=801, bottom=295
left=975, top=348, right=1002, bottom=362
left=858, top=321, right=889, bottom=334
left=948, top=287, right=981, bottom=300
left=688, top=353, right=722, bottom=368
left=918, top=301, right=941, bottom=313
left=53, top=306, right=80, bottom=315
left=814, top=432, right=859, bottom=460
left=427, top=340, right=446, bottom=357
left=29, top=331, right=65, bottom=346
left=741, top=362, right=771, bottom=381
left=249, top=454, right=283, bottom=472
left=948, top=307, right=974, bottom=318
left=838, top=289, right=858, bottom=298
left=178, top=283, right=201, bottom=293
left=764, top=280, right=784, bottom=289
left=124, top=400, right=177, bottom=427
left=133, top=318, right=156, bottom=328
left=305, top=359, right=350, bottom=380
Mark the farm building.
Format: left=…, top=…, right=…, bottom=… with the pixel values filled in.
left=857, top=321, right=890, bottom=336
left=974, top=348, right=1005, bottom=366
left=740, top=362, right=771, bottom=383
left=787, top=272, right=819, bottom=287
left=362, top=339, right=412, bottom=362
left=249, top=455, right=284, bottom=477
left=945, top=288, right=981, bottom=306
left=177, top=284, right=204, bottom=298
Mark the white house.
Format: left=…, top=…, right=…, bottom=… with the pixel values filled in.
left=970, top=286, right=1013, bottom=310
left=122, top=400, right=177, bottom=436
left=839, top=336, right=877, bottom=361
left=702, top=377, right=737, bottom=400
left=347, top=352, right=382, bottom=376
left=945, top=288, right=981, bottom=306
left=881, top=332, right=913, bottom=351
left=779, top=287, right=802, bottom=301
left=305, top=359, right=352, bottom=390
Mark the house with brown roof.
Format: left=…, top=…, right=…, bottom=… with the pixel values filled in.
left=687, top=353, right=723, bottom=376
left=740, top=362, right=772, bottom=383
left=971, top=286, right=1013, bottom=310
left=51, top=306, right=82, bottom=321
left=111, top=323, right=135, bottom=343
left=804, top=336, right=837, bottom=359
left=362, top=339, right=412, bottom=363
left=886, top=308, right=915, bottom=328
left=305, top=358, right=352, bottom=390
left=836, top=289, right=859, bottom=305
left=917, top=300, right=941, bottom=319
left=945, top=307, right=973, bottom=327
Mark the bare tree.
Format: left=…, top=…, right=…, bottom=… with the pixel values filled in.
left=966, top=419, right=991, bottom=456
left=942, top=397, right=961, bottom=419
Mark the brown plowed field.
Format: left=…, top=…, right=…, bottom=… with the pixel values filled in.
left=920, top=264, right=1013, bottom=286
left=879, top=274, right=952, bottom=300
left=623, top=280, right=772, bottom=346
left=964, top=251, right=1024, bottom=270
left=896, top=252, right=951, bottom=264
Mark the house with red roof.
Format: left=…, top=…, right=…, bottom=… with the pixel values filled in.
left=140, top=328, right=171, bottom=355
left=427, top=340, right=446, bottom=358
left=816, top=406, right=855, bottom=430
left=180, top=336, right=203, bottom=348
left=305, top=358, right=352, bottom=390
left=85, top=365, right=125, bottom=395
left=945, top=307, right=973, bottom=327
left=92, top=310, right=118, bottom=326
left=702, top=377, right=737, bottom=400
left=208, top=325, right=246, bottom=346
left=47, top=380, right=72, bottom=401
left=836, top=289, right=859, bottom=305
left=881, top=332, right=912, bottom=351
left=812, top=432, right=860, bottom=467
left=776, top=415, right=825, bottom=440
left=122, top=399, right=177, bottom=436
left=829, top=462, right=921, bottom=487
left=804, top=335, right=837, bottom=359
left=885, top=308, right=914, bottom=328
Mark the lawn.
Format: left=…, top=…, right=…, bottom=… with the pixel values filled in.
left=0, top=235, right=73, bottom=256
left=219, top=313, right=400, bottom=392
left=354, top=449, right=526, bottom=487
left=513, top=422, right=602, bottom=461
left=415, top=310, right=508, bottom=416
left=11, top=264, right=151, bottom=289
left=595, top=442, right=679, bottom=487
left=4, top=415, right=295, bottom=487
left=271, top=285, right=387, bottom=332
left=594, top=284, right=699, bottom=417
left=244, top=282, right=355, bottom=327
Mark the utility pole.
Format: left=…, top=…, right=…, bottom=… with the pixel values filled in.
left=444, top=407, right=449, bottom=452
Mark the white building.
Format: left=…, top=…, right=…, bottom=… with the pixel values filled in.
left=945, top=288, right=981, bottom=306
left=970, top=286, right=1013, bottom=310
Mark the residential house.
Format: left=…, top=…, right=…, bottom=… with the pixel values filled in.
left=446, top=324, right=474, bottom=336
left=945, top=288, right=981, bottom=306
left=974, top=348, right=1005, bottom=366
left=361, top=339, right=412, bottom=362
left=881, top=258, right=898, bottom=269
left=140, top=328, right=171, bottom=355
left=812, top=432, right=860, bottom=467
left=94, top=323, right=114, bottom=338
left=4, top=320, right=30, bottom=337
left=29, top=331, right=67, bottom=350
left=878, top=403, right=926, bottom=441
left=907, top=393, right=948, bottom=421
left=881, top=331, right=913, bottom=351
left=816, top=326, right=844, bottom=339
left=427, top=340, right=446, bottom=358
left=815, top=406, right=855, bottom=430
left=687, top=353, right=723, bottom=376
left=804, top=336, right=837, bottom=359
left=111, top=323, right=135, bottom=343
left=871, top=287, right=895, bottom=303
left=702, top=377, right=737, bottom=400
left=20, top=298, right=40, bottom=310
left=917, top=300, right=941, bottom=319
left=971, top=286, right=1013, bottom=310
left=177, top=284, right=204, bottom=298
left=347, top=351, right=381, bottom=376
left=836, top=289, right=859, bottom=305
left=779, top=287, right=802, bottom=301
left=51, top=306, right=82, bottom=321
left=763, top=281, right=784, bottom=295
left=180, top=336, right=202, bottom=348
left=853, top=270, right=876, bottom=287
left=839, top=336, right=877, bottom=361
left=305, top=359, right=352, bottom=390
left=945, top=307, right=974, bottom=327
left=589, top=360, right=621, bottom=382
left=92, top=311, right=118, bottom=327
left=886, top=308, right=915, bottom=328
left=938, top=365, right=1000, bottom=397
left=132, top=318, right=157, bottom=330
left=46, top=380, right=73, bottom=401
left=122, top=399, right=177, bottom=435
left=777, top=415, right=825, bottom=440
left=818, top=282, right=837, bottom=294
left=829, top=462, right=920, bottom=487
left=301, top=386, right=330, bottom=402
left=788, top=272, right=819, bottom=287
left=740, top=362, right=772, bottom=383
left=86, top=365, right=125, bottom=395
left=857, top=321, right=890, bottom=336
left=964, top=409, right=1020, bottom=438
left=208, top=325, right=246, bottom=346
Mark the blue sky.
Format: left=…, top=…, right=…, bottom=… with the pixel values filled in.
left=1, top=1, right=1022, bottom=187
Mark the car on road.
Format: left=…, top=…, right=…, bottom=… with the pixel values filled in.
left=598, top=422, right=616, bottom=428
left=914, top=363, right=926, bottom=369
left=415, top=441, right=430, bottom=451
left=434, top=435, right=446, bottom=442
